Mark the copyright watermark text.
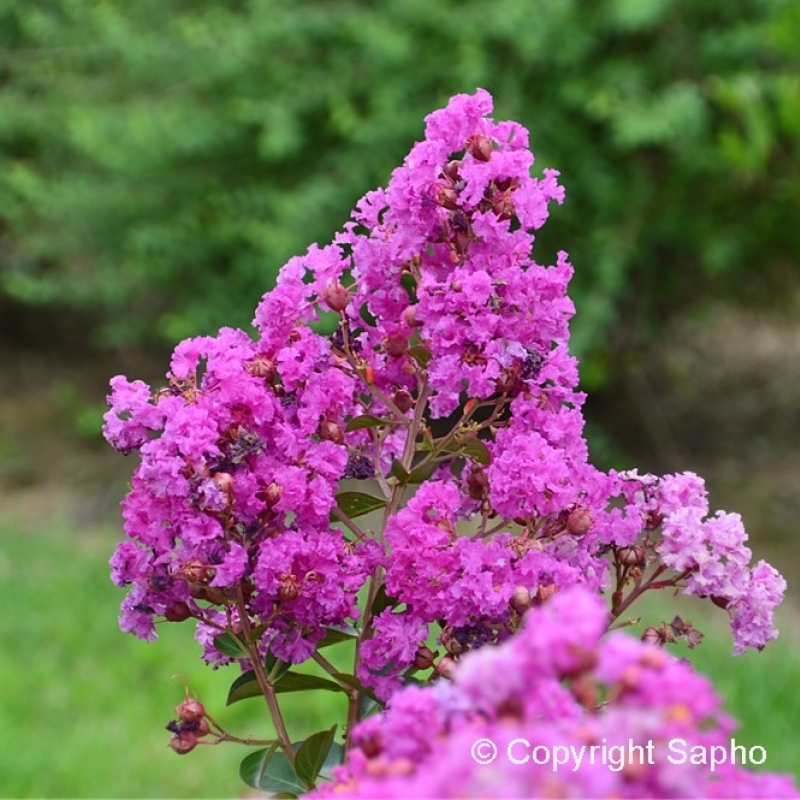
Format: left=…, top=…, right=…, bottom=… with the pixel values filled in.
left=471, top=737, right=767, bottom=773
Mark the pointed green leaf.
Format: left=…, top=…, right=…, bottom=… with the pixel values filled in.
left=429, top=437, right=492, bottom=465
left=462, top=439, right=491, bottom=465
left=390, top=458, right=410, bottom=483
left=317, top=624, right=359, bottom=649
left=370, top=583, right=399, bottom=616
left=318, top=742, right=345, bottom=781
left=274, top=672, right=345, bottom=695
left=407, top=345, right=432, bottom=368
left=407, top=460, right=437, bottom=483
left=239, top=746, right=306, bottom=796
left=333, top=673, right=382, bottom=705
left=265, top=651, right=292, bottom=682
left=214, top=632, right=250, bottom=659
left=295, top=726, right=337, bottom=788
left=228, top=669, right=346, bottom=705
left=227, top=669, right=260, bottom=705
left=345, top=414, right=397, bottom=432
left=358, top=692, right=381, bottom=720
left=333, top=491, right=386, bottom=521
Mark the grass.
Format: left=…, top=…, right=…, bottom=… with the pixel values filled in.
left=0, top=521, right=346, bottom=798
left=1, top=517, right=798, bottom=797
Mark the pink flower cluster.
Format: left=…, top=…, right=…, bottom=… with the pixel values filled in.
left=104, top=88, right=789, bottom=795
left=105, top=327, right=372, bottom=663
left=616, top=471, right=786, bottom=654
left=315, top=588, right=797, bottom=799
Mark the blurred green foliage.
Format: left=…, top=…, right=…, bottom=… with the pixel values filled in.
left=1, top=0, right=798, bottom=381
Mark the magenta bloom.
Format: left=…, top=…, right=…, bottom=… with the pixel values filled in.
left=314, top=589, right=798, bottom=799
left=103, top=91, right=790, bottom=798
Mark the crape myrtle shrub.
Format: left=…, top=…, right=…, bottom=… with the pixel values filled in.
left=103, top=90, right=796, bottom=798
left=2, top=0, right=800, bottom=375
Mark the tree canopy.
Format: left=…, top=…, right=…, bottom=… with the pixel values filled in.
left=2, top=0, right=798, bottom=381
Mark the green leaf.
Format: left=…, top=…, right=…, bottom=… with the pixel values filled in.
left=390, top=458, right=410, bottom=483
left=227, top=669, right=260, bottom=706
left=345, top=414, right=397, bottom=432
left=274, top=672, right=345, bottom=695
left=295, top=726, right=337, bottom=788
left=317, top=624, right=360, bottom=649
left=240, top=746, right=306, bottom=796
left=213, top=632, right=250, bottom=659
left=370, top=583, right=399, bottom=616
left=319, top=742, right=345, bottom=781
left=358, top=692, right=381, bottom=720
left=333, top=491, right=386, bottom=520
left=333, top=673, right=382, bottom=705
left=226, top=649, right=292, bottom=706
left=228, top=669, right=346, bottom=706
left=407, top=460, right=438, bottom=483
left=265, top=652, right=292, bottom=682
left=431, top=437, right=492, bottom=465
left=407, top=345, right=432, bottom=368
left=461, top=439, right=492, bottom=465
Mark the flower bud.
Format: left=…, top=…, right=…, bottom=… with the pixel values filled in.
left=319, top=418, right=344, bottom=445
left=383, top=334, right=407, bottom=358
left=414, top=645, right=436, bottom=671
left=181, top=559, right=214, bottom=585
left=617, top=545, right=645, bottom=568
left=323, top=281, right=349, bottom=313
left=359, top=730, right=383, bottom=759
left=567, top=507, right=593, bottom=537
left=645, top=510, right=665, bottom=531
left=495, top=364, right=520, bottom=394
left=509, top=585, right=531, bottom=614
left=258, top=482, right=283, bottom=508
left=442, top=159, right=462, bottom=182
left=195, top=717, right=211, bottom=737
left=463, top=398, right=479, bottom=417
left=188, top=584, right=208, bottom=600
left=466, top=134, right=493, bottom=162
left=212, top=471, right=234, bottom=495
left=164, top=601, right=192, bottom=622
left=466, top=467, right=489, bottom=501
left=169, top=730, right=198, bottom=755
left=534, top=583, right=558, bottom=604
left=245, top=356, right=276, bottom=382
left=393, top=389, right=413, bottom=414
left=492, top=194, right=515, bottom=221
left=402, top=306, right=422, bottom=328
left=437, top=185, right=460, bottom=210
left=435, top=656, right=457, bottom=680
left=441, top=629, right=465, bottom=656
left=176, top=697, right=205, bottom=723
